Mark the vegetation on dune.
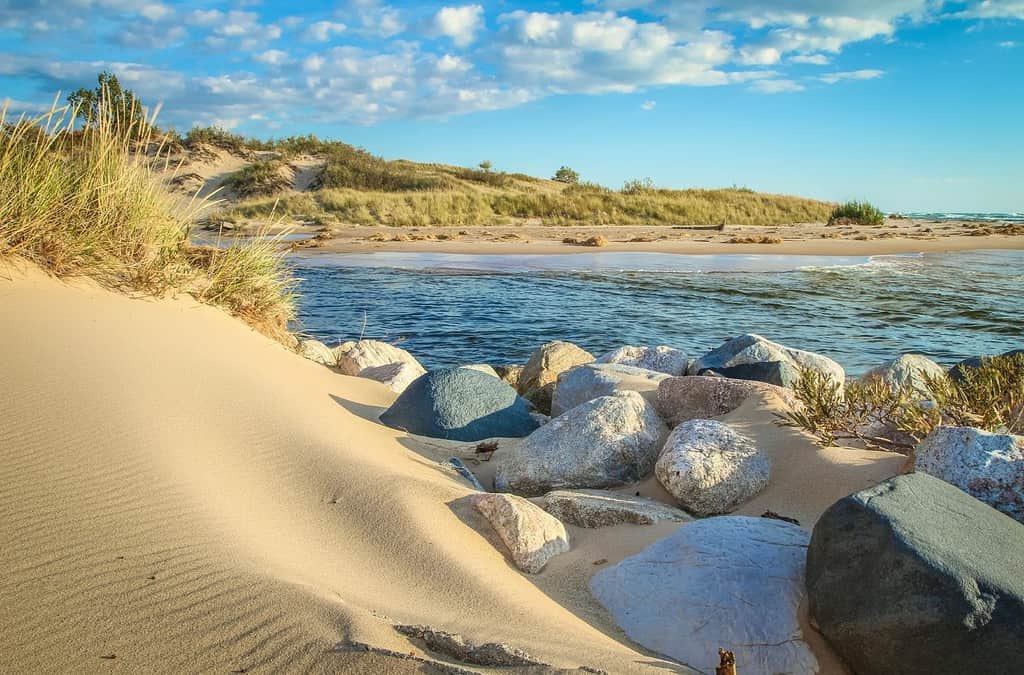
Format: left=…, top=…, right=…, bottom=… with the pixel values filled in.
left=828, top=200, right=885, bottom=226
left=553, top=166, right=580, bottom=184
left=223, top=160, right=293, bottom=199
left=0, top=96, right=296, bottom=345
left=780, top=353, right=1024, bottom=453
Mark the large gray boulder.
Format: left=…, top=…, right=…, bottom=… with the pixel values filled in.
left=551, top=363, right=668, bottom=417
left=298, top=338, right=337, bottom=367
left=541, top=489, right=691, bottom=528
left=494, top=391, right=667, bottom=497
left=690, top=334, right=845, bottom=385
left=591, top=516, right=818, bottom=675
left=471, top=493, right=569, bottom=573
left=655, top=419, right=770, bottom=516
left=335, top=339, right=424, bottom=377
left=518, top=341, right=594, bottom=396
left=379, top=368, right=539, bottom=441
left=861, top=353, right=946, bottom=397
left=806, top=472, right=1024, bottom=675
left=915, top=426, right=1024, bottom=522
left=595, top=345, right=690, bottom=376
left=656, top=375, right=797, bottom=427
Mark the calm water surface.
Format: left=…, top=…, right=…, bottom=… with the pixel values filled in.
left=291, top=249, right=1023, bottom=376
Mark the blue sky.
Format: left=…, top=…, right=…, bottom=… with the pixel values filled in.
left=1, top=1, right=1022, bottom=211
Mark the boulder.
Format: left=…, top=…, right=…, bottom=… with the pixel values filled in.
left=915, top=426, right=1024, bottom=522
left=656, top=375, right=797, bottom=427
left=591, top=516, right=818, bottom=675
left=358, top=362, right=425, bottom=393
left=471, top=493, right=569, bottom=573
left=655, top=419, right=770, bottom=516
left=690, top=334, right=845, bottom=385
left=551, top=363, right=668, bottom=417
left=517, top=341, right=594, bottom=395
left=698, top=360, right=799, bottom=389
left=460, top=364, right=500, bottom=378
left=521, top=382, right=555, bottom=416
left=595, top=345, right=690, bottom=376
left=334, top=339, right=423, bottom=377
left=860, top=353, right=946, bottom=396
left=379, top=368, right=539, bottom=442
left=541, top=489, right=691, bottom=528
left=493, top=364, right=524, bottom=389
left=495, top=391, right=667, bottom=497
left=949, top=348, right=1024, bottom=383
left=298, top=338, right=337, bottom=367
left=806, top=472, right=1024, bottom=675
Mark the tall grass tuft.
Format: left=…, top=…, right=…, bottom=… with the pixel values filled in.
left=829, top=200, right=885, bottom=226
left=0, top=98, right=296, bottom=344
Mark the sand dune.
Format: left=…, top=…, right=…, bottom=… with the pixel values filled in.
left=0, top=264, right=904, bottom=673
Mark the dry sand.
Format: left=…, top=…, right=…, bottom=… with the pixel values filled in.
left=1, top=263, right=904, bottom=673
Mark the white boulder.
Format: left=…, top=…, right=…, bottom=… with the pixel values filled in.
left=551, top=363, right=668, bottom=417
left=471, top=493, right=569, bottom=573
left=596, top=345, right=690, bottom=376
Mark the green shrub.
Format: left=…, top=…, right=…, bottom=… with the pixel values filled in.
left=829, top=200, right=884, bottom=226
left=223, top=160, right=292, bottom=199
left=553, top=166, right=580, bottom=184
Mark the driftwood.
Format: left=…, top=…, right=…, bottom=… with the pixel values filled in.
left=715, top=649, right=737, bottom=675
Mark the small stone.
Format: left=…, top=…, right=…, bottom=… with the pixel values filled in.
left=471, top=493, right=569, bottom=573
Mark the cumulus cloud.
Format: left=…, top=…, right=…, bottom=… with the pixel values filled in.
left=954, top=0, right=1024, bottom=20
left=817, top=69, right=885, bottom=84
left=303, top=21, right=347, bottom=42
left=434, top=5, right=484, bottom=46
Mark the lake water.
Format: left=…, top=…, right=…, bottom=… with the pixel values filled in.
left=291, top=249, right=1023, bottom=376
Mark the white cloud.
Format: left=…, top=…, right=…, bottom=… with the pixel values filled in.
left=434, top=5, right=484, bottom=47
left=955, top=0, right=1024, bottom=20
left=999, top=40, right=1018, bottom=47
left=818, top=69, right=885, bottom=84
left=254, top=50, right=291, bottom=66
left=790, top=53, right=831, bottom=65
left=641, top=99, right=656, bottom=110
left=751, top=79, right=805, bottom=93
left=303, top=21, right=347, bottom=42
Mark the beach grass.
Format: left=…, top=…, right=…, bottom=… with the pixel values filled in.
left=0, top=101, right=296, bottom=344
left=829, top=200, right=885, bottom=226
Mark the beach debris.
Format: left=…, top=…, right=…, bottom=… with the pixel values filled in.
left=727, top=235, right=782, bottom=244
left=591, top=516, right=817, bottom=674
left=496, top=391, right=666, bottom=497
left=655, top=419, right=770, bottom=516
left=471, top=493, right=570, bottom=573
left=562, top=235, right=608, bottom=247
left=761, top=510, right=800, bottom=526
left=807, top=473, right=1024, bottom=675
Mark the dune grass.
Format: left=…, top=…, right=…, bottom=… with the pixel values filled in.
left=0, top=101, right=296, bottom=344
left=829, top=200, right=885, bottom=226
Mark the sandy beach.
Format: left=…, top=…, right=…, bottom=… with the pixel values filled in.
left=0, top=262, right=908, bottom=673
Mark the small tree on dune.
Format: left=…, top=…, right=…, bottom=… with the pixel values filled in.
left=68, top=71, right=151, bottom=139
left=478, top=160, right=493, bottom=172
left=553, top=166, right=580, bottom=184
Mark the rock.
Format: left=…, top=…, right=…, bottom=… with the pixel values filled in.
left=806, top=472, right=1024, bottom=675
left=541, top=489, right=691, bottom=527
left=521, top=382, right=555, bottom=416
left=493, top=364, right=524, bottom=389
left=471, top=493, right=569, bottom=573
left=861, top=353, right=946, bottom=396
left=298, top=338, right=336, bottom=367
left=655, top=375, right=797, bottom=427
left=518, top=341, right=594, bottom=396
left=595, top=345, right=690, bottom=376
left=334, top=339, right=423, bottom=377
left=949, top=348, right=1024, bottom=383
left=442, top=457, right=485, bottom=491
left=460, top=364, right=499, bottom=378
left=495, top=391, right=667, bottom=497
left=379, top=368, right=539, bottom=442
left=698, top=360, right=799, bottom=389
left=358, top=362, right=425, bottom=393
left=914, top=426, right=1024, bottom=522
left=655, top=419, right=770, bottom=516
left=690, top=334, right=845, bottom=386
left=551, top=363, right=668, bottom=417
left=591, top=516, right=818, bottom=675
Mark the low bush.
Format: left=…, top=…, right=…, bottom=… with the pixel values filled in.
left=828, top=200, right=884, bottom=226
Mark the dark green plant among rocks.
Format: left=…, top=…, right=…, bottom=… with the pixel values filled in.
left=828, top=200, right=885, bottom=226
left=780, top=353, right=1024, bottom=452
